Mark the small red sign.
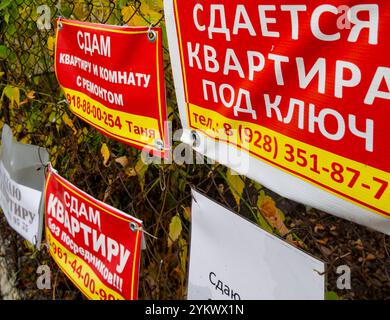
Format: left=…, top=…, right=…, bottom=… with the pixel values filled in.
left=55, top=18, right=169, bottom=158
left=45, top=166, right=143, bottom=300
left=167, top=0, right=390, bottom=220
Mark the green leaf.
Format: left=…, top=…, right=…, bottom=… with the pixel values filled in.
left=0, top=45, right=9, bottom=59
left=0, top=0, right=12, bottom=11
left=135, top=157, right=148, bottom=192
left=4, top=11, right=9, bottom=23
left=226, top=168, right=245, bottom=209
left=6, top=23, right=16, bottom=36
left=325, top=291, right=341, bottom=300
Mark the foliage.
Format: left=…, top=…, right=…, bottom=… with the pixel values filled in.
left=1, top=0, right=389, bottom=301
left=325, top=291, right=341, bottom=300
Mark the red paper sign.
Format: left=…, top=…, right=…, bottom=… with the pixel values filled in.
left=166, top=0, right=390, bottom=225
left=55, top=18, right=169, bottom=158
left=45, top=166, right=143, bottom=300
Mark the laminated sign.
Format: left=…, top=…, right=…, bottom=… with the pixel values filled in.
left=188, top=190, right=325, bottom=300
left=45, top=166, right=143, bottom=300
left=55, top=18, right=169, bottom=158
left=165, top=0, right=390, bottom=234
left=0, top=124, right=49, bottom=247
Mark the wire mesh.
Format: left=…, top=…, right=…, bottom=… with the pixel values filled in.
left=0, top=0, right=389, bottom=300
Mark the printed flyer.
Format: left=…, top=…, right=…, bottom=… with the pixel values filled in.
left=165, top=0, right=390, bottom=234
left=188, top=190, right=325, bottom=300
left=0, top=124, right=48, bottom=247
left=45, top=166, right=143, bottom=300
left=55, top=18, right=169, bottom=158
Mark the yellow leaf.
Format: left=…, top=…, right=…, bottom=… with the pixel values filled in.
left=226, top=168, right=245, bottom=209
left=257, top=194, right=289, bottom=236
left=115, top=156, right=129, bottom=168
left=19, top=137, right=30, bottom=144
left=122, top=3, right=162, bottom=27
left=26, top=90, right=35, bottom=100
left=144, top=0, right=163, bottom=11
left=71, top=3, right=90, bottom=21
left=101, top=143, right=110, bottom=167
left=47, top=36, right=55, bottom=55
left=23, top=240, right=36, bottom=251
left=182, top=206, right=191, bottom=221
left=253, top=181, right=263, bottom=191
left=258, top=195, right=278, bottom=219
left=178, top=237, right=188, bottom=274
left=51, top=146, right=58, bottom=167
left=62, top=113, right=77, bottom=134
left=2, top=85, right=20, bottom=107
left=168, top=215, right=182, bottom=247
left=125, top=167, right=137, bottom=177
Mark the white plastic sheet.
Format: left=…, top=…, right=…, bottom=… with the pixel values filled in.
left=0, top=124, right=49, bottom=247
left=188, top=190, right=325, bottom=300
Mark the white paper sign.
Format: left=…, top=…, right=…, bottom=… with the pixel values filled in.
left=188, top=190, right=325, bottom=300
left=0, top=162, right=41, bottom=244
left=0, top=124, right=49, bottom=247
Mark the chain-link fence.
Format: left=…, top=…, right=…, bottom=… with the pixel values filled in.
left=0, top=0, right=389, bottom=300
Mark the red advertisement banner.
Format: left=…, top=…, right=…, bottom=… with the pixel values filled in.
left=45, top=166, right=143, bottom=300
left=167, top=0, right=390, bottom=224
left=55, top=18, right=169, bottom=158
